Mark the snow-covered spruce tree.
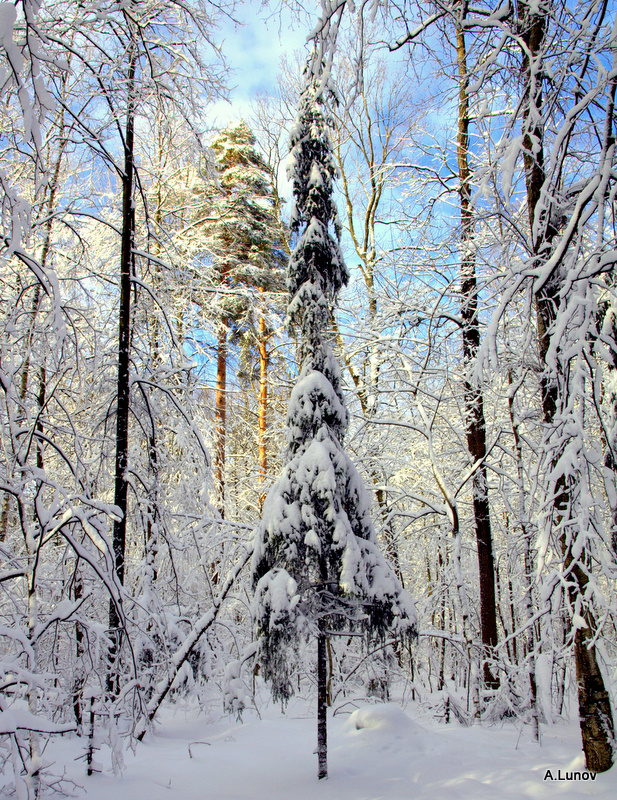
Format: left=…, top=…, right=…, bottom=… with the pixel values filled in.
left=251, top=69, right=417, bottom=781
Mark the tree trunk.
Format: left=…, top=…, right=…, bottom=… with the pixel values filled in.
left=455, top=8, right=499, bottom=691
left=568, top=556, right=615, bottom=772
left=507, top=372, right=540, bottom=741
left=258, top=302, right=268, bottom=511
left=107, top=34, right=136, bottom=697
left=214, top=319, right=228, bottom=520
left=317, top=624, right=328, bottom=780
left=1, top=110, right=68, bottom=543
left=72, top=562, right=86, bottom=733
left=597, top=284, right=617, bottom=556
left=519, top=1, right=614, bottom=771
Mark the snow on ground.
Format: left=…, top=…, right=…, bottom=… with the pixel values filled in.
left=34, top=699, right=617, bottom=799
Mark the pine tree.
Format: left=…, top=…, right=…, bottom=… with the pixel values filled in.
left=204, top=121, right=285, bottom=517
left=251, top=67, right=417, bottom=781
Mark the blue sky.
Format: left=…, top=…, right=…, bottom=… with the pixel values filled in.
left=210, top=2, right=312, bottom=126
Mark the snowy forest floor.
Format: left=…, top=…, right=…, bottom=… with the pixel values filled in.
left=21, top=693, right=617, bottom=800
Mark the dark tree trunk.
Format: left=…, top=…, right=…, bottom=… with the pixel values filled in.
left=573, top=620, right=615, bottom=772
left=317, top=623, right=328, bottom=780
left=72, top=563, right=85, bottom=732
left=107, top=37, right=136, bottom=697
left=455, top=8, right=499, bottom=690
left=317, top=545, right=329, bottom=781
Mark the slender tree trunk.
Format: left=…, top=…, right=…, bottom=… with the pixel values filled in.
left=317, top=542, right=329, bottom=780
left=507, top=575, right=518, bottom=665
left=1, top=115, right=68, bottom=543
left=452, top=498, right=479, bottom=716
left=0, top=283, right=43, bottom=542
left=72, top=562, right=85, bottom=733
left=23, top=357, right=49, bottom=797
left=422, top=403, right=479, bottom=716
left=519, top=1, right=614, bottom=771
left=317, top=622, right=328, bottom=780
left=438, top=547, right=447, bottom=692
left=507, top=372, right=540, bottom=741
left=0, top=495, right=9, bottom=543
left=597, top=286, right=617, bottom=556
left=27, top=566, right=41, bottom=798
left=142, top=118, right=168, bottom=593
left=593, top=67, right=617, bottom=555
left=214, top=319, right=228, bottom=520
left=258, top=301, right=268, bottom=511
left=107, top=35, right=137, bottom=697
left=455, top=7, right=499, bottom=691
left=27, top=441, right=43, bottom=799
left=18, top=117, right=67, bottom=791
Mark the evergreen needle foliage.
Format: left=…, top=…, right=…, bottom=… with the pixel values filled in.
left=251, top=68, right=417, bottom=706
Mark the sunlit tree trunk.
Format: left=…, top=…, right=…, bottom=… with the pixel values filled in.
left=257, top=300, right=269, bottom=511
left=214, top=319, right=228, bottom=520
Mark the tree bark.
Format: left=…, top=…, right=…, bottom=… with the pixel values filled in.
left=455, top=6, right=499, bottom=691
left=107, top=31, right=136, bottom=697
left=317, top=623, right=328, bottom=780
left=214, top=319, right=228, bottom=520
left=507, top=372, right=540, bottom=741
left=72, top=562, right=86, bottom=733
left=258, top=300, right=268, bottom=511
left=519, top=0, right=614, bottom=771
left=1, top=107, right=68, bottom=543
